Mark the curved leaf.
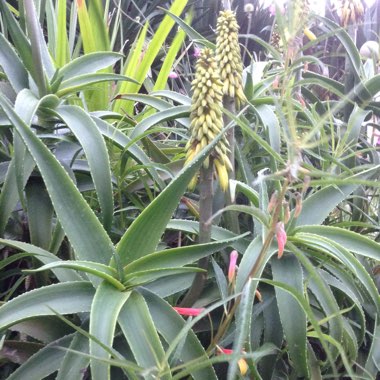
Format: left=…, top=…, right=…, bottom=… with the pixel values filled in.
left=89, top=282, right=131, bottom=380
left=54, top=104, right=114, bottom=231
left=119, top=291, right=171, bottom=379
left=0, top=282, right=94, bottom=329
left=7, top=335, right=74, bottom=380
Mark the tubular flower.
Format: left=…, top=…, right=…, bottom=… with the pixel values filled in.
left=185, top=48, right=232, bottom=191
left=339, top=0, right=364, bottom=27
left=173, top=307, right=205, bottom=317
left=218, top=347, right=249, bottom=375
left=216, top=10, right=246, bottom=108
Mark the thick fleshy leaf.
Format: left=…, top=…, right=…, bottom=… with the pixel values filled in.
left=58, top=52, right=122, bottom=80
left=92, top=116, right=166, bottom=190
left=25, top=180, right=54, bottom=250
left=27, top=261, right=124, bottom=290
left=271, top=255, right=308, bottom=378
left=54, top=105, right=114, bottom=231
left=57, top=73, right=137, bottom=96
left=123, top=235, right=246, bottom=274
left=119, top=291, right=171, bottom=379
left=293, top=166, right=379, bottom=228
left=141, top=288, right=217, bottom=380
left=116, top=124, right=233, bottom=266
left=297, top=225, right=380, bottom=261
left=130, top=105, right=190, bottom=139
left=166, top=219, right=250, bottom=253
left=0, top=95, right=116, bottom=268
left=0, top=239, right=81, bottom=283
left=89, top=282, right=131, bottom=380
left=56, top=331, right=90, bottom=380
left=0, top=282, right=94, bottom=329
left=7, top=335, right=74, bottom=380
left=228, top=278, right=257, bottom=380
left=0, top=32, right=28, bottom=92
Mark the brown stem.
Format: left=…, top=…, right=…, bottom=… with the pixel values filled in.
left=180, top=163, right=214, bottom=307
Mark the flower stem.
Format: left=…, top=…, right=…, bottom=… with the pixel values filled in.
left=180, top=163, right=214, bottom=306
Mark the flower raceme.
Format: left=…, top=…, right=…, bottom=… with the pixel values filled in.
left=184, top=48, right=232, bottom=191
left=216, top=10, right=246, bottom=108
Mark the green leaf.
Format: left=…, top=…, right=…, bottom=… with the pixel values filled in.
left=296, top=225, right=380, bottom=260
left=162, top=8, right=215, bottom=49
left=7, top=335, right=73, bottom=380
left=119, top=291, right=171, bottom=379
left=124, top=267, right=204, bottom=288
left=0, top=238, right=81, bottom=282
left=228, top=278, right=257, bottom=380
left=89, top=282, right=131, bottom=380
left=293, top=166, right=379, bottom=228
left=26, top=261, right=124, bottom=290
left=56, top=331, right=89, bottom=380
left=57, top=73, right=137, bottom=96
left=141, top=288, right=217, bottom=380
left=0, top=32, right=28, bottom=92
left=124, top=235, right=246, bottom=274
left=0, top=282, right=94, bottom=329
left=365, top=322, right=380, bottom=376
left=54, top=105, right=114, bottom=231
left=25, top=180, right=53, bottom=250
left=271, top=255, right=308, bottom=377
left=93, top=116, right=166, bottom=190
left=236, top=237, right=278, bottom=292
left=0, top=95, right=116, bottom=267
left=130, top=105, right=190, bottom=139
left=166, top=219, right=250, bottom=253
left=116, top=124, right=232, bottom=266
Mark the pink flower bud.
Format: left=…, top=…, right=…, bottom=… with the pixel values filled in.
left=228, top=250, right=238, bottom=283
left=275, top=221, right=287, bottom=259
left=168, top=71, right=179, bottom=79
left=173, top=307, right=205, bottom=316
left=193, top=46, right=201, bottom=58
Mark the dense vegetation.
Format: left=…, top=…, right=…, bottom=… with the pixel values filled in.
left=0, top=0, right=379, bottom=379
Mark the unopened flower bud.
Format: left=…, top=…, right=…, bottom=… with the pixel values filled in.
left=294, top=192, right=302, bottom=218
left=283, top=201, right=290, bottom=224
left=228, top=250, right=238, bottom=283
left=267, top=191, right=278, bottom=213
left=276, top=221, right=287, bottom=259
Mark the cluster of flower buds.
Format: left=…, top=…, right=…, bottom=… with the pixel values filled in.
left=185, top=48, right=233, bottom=191
left=339, top=0, right=365, bottom=27
left=216, top=10, right=246, bottom=108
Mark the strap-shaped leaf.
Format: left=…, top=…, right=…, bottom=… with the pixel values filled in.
left=26, top=261, right=124, bottom=290
left=116, top=123, right=234, bottom=266
left=89, top=282, right=131, bottom=380
left=297, top=225, right=380, bottom=261
left=7, top=334, right=74, bottom=380
left=58, top=52, right=122, bottom=80
left=119, top=291, right=171, bottom=379
left=140, top=288, right=217, bottom=380
left=0, top=238, right=81, bottom=283
left=0, top=32, right=28, bottom=92
left=56, top=331, right=89, bottom=380
left=271, top=255, right=308, bottom=378
left=0, top=94, right=115, bottom=267
left=54, top=105, right=114, bottom=231
left=124, top=234, right=246, bottom=274
left=0, top=282, right=94, bottom=330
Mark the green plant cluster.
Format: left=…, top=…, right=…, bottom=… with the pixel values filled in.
left=0, top=0, right=379, bottom=379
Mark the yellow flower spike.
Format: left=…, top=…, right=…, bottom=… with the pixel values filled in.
left=304, top=27, right=316, bottom=41
left=184, top=48, right=231, bottom=191
left=216, top=10, right=246, bottom=108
